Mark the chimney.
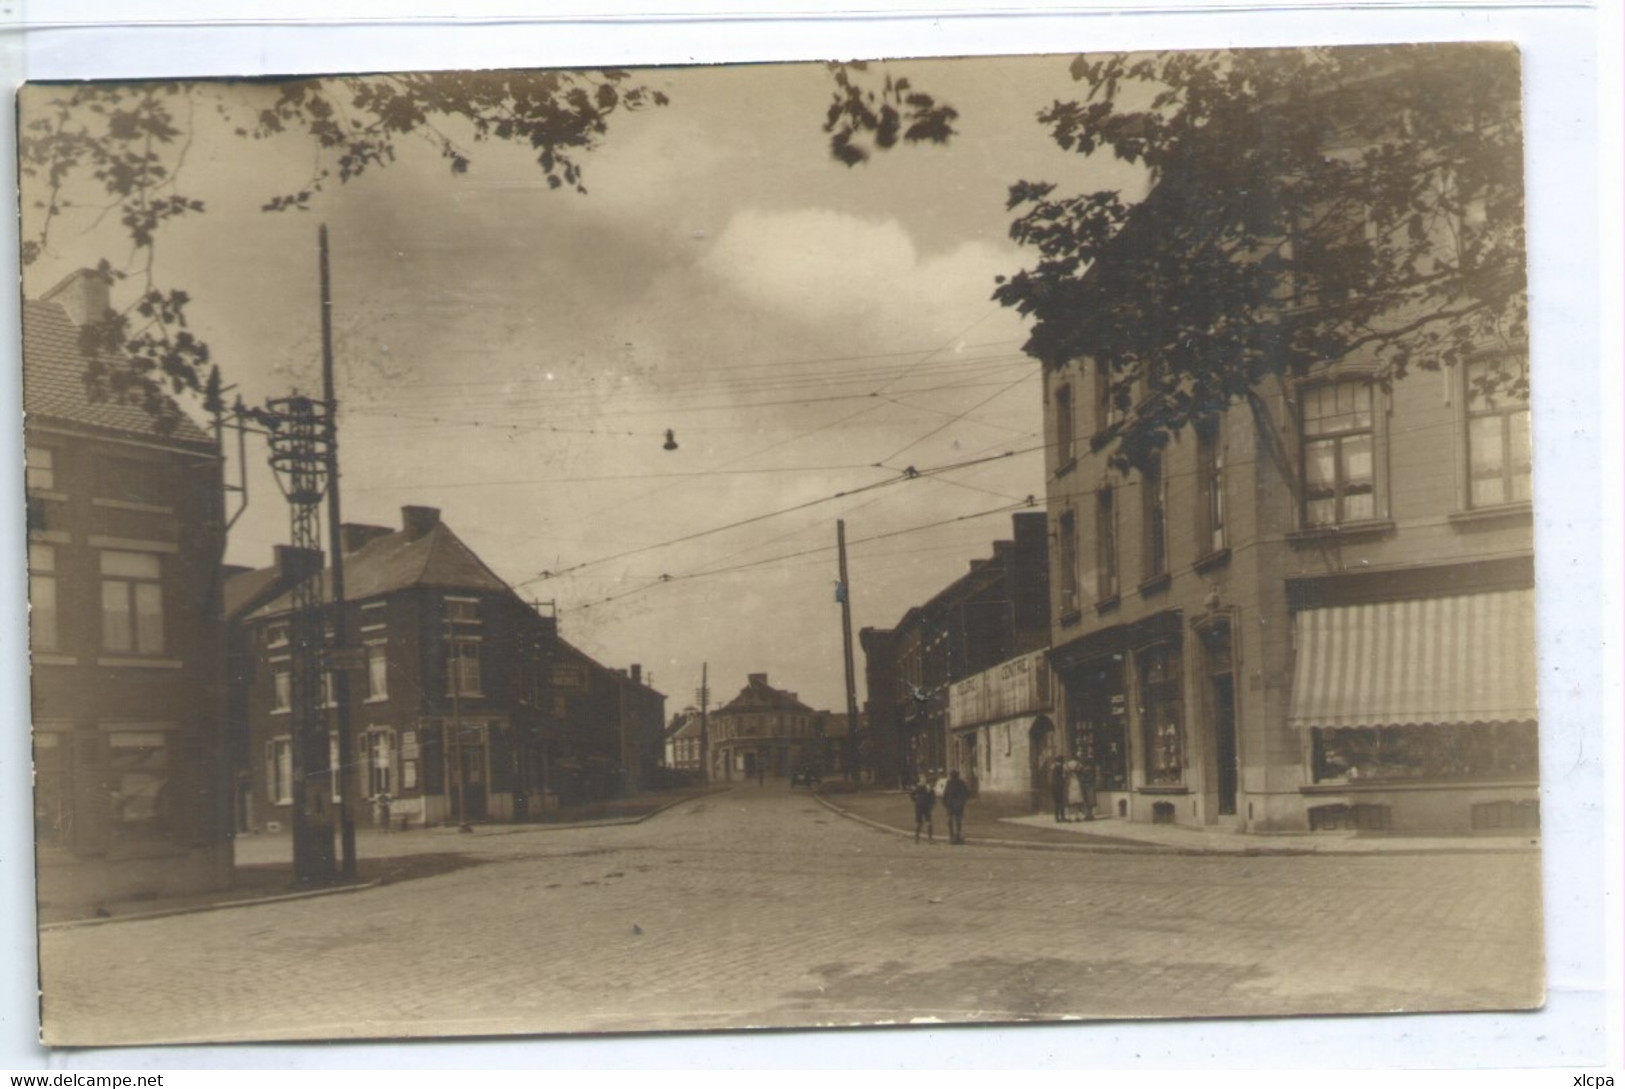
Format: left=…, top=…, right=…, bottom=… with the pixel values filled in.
left=401, top=506, right=441, bottom=540
left=340, top=522, right=393, bottom=553
left=41, top=268, right=113, bottom=328
left=273, top=544, right=324, bottom=585
left=748, top=672, right=767, bottom=687
left=630, top=664, right=642, bottom=685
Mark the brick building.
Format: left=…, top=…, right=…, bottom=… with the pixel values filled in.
left=706, top=673, right=825, bottom=782
left=228, top=506, right=664, bottom=829
left=860, top=512, right=1050, bottom=787
left=26, top=269, right=234, bottom=906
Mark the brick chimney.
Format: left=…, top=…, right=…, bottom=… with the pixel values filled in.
left=340, top=522, right=393, bottom=553
left=401, top=505, right=441, bottom=540
left=748, top=672, right=768, bottom=687
left=41, top=268, right=113, bottom=328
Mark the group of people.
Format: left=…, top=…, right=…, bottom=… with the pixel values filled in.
left=1050, top=754, right=1097, bottom=823
left=909, top=768, right=971, bottom=844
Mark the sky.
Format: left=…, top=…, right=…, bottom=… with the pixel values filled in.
left=24, top=56, right=1144, bottom=710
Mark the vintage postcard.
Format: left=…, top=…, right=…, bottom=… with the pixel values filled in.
left=21, top=44, right=1544, bottom=1047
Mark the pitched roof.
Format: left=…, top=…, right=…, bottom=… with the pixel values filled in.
left=718, top=675, right=814, bottom=715
left=224, top=564, right=286, bottom=620
left=246, top=519, right=514, bottom=620
left=22, top=296, right=214, bottom=447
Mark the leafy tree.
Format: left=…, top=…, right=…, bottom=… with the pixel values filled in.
left=836, top=44, right=1528, bottom=469
left=19, top=71, right=668, bottom=427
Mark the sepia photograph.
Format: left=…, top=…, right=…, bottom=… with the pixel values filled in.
left=15, top=31, right=1565, bottom=1054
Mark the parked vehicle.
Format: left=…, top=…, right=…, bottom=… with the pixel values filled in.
left=790, top=767, right=822, bottom=788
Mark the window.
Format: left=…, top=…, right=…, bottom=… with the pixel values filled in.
left=1055, top=383, right=1076, bottom=471
left=1096, top=486, right=1119, bottom=601
left=29, top=543, right=58, bottom=650
left=96, top=454, right=165, bottom=505
left=267, top=738, right=293, bottom=804
left=272, top=669, right=292, bottom=712
left=100, top=550, right=163, bottom=654
left=109, top=731, right=170, bottom=843
left=366, top=642, right=389, bottom=700
left=1465, top=359, right=1532, bottom=508
left=1142, top=453, right=1168, bottom=580
left=447, top=638, right=482, bottom=696
left=26, top=446, right=55, bottom=492
left=401, top=731, right=420, bottom=791
left=1301, top=380, right=1377, bottom=527
left=33, top=733, right=70, bottom=846
left=320, top=670, right=339, bottom=708
left=1094, top=361, right=1124, bottom=434
left=444, top=597, right=480, bottom=625
left=1196, top=419, right=1226, bottom=555
left=1312, top=722, right=1538, bottom=783
left=329, top=734, right=343, bottom=802
left=265, top=621, right=290, bottom=648
left=1139, top=644, right=1185, bottom=786
left=1057, top=510, right=1080, bottom=616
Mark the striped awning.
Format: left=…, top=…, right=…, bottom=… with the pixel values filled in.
left=1288, top=590, right=1538, bottom=729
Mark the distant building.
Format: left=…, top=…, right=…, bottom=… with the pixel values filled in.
left=946, top=649, right=1055, bottom=806
left=860, top=512, right=1050, bottom=786
left=663, top=708, right=704, bottom=774
left=227, top=506, right=665, bottom=828
left=706, top=673, right=825, bottom=782
left=26, top=268, right=233, bottom=907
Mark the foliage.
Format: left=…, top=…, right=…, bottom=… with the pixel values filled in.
left=19, top=71, right=668, bottom=423
left=991, top=44, right=1528, bottom=467
left=824, top=62, right=959, bottom=166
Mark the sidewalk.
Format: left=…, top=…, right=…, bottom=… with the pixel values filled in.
left=39, top=786, right=724, bottom=927
left=816, top=787, right=1542, bottom=856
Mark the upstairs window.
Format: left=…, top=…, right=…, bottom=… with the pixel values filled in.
left=26, top=447, right=55, bottom=492
left=1465, top=359, right=1532, bottom=508
left=1057, top=510, right=1080, bottom=617
left=1195, top=419, right=1227, bottom=555
left=1142, top=453, right=1168, bottom=580
left=1093, top=361, right=1125, bottom=434
left=1096, top=486, right=1119, bottom=602
left=447, top=638, right=483, bottom=697
left=96, top=454, right=166, bottom=506
left=29, top=543, right=58, bottom=651
left=1054, top=383, right=1076, bottom=471
left=1301, top=380, right=1377, bottom=527
left=100, top=550, right=163, bottom=654
left=444, top=596, right=481, bottom=625
left=366, top=642, right=389, bottom=700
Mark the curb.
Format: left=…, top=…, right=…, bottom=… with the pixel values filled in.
left=812, top=793, right=1541, bottom=858
left=40, top=878, right=382, bottom=932
left=469, top=786, right=730, bottom=836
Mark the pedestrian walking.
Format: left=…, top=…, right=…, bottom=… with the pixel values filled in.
left=1051, top=756, right=1069, bottom=822
left=910, top=779, right=937, bottom=842
left=943, top=769, right=971, bottom=845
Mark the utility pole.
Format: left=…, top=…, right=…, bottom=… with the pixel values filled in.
left=319, top=224, right=359, bottom=878
left=836, top=520, right=861, bottom=781
left=696, top=662, right=710, bottom=783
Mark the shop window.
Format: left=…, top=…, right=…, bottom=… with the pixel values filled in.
left=1195, top=419, right=1227, bottom=555
left=33, top=732, right=71, bottom=846
left=29, top=543, right=58, bottom=651
left=401, top=730, right=420, bottom=791
left=99, top=550, right=164, bottom=654
left=1471, top=799, right=1540, bottom=831
left=1312, top=722, right=1539, bottom=782
left=367, top=731, right=393, bottom=796
left=1301, top=380, right=1378, bottom=527
left=266, top=737, right=293, bottom=804
left=1465, top=358, right=1532, bottom=508
left=108, top=731, right=170, bottom=844
left=1139, top=644, right=1185, bottom=785
left=1071, top=664, right=1129, bottom=791
left=26, top=446, right=55, bottom=492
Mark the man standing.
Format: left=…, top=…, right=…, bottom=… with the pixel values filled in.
left=943, top=769, right=971, bottom=845
left=1051, top=756, right=1069, bottom=822
left=911, top=779, right=937, bottom=842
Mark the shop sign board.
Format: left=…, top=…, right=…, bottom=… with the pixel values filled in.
left=948, top=650, right=1051, bottom=729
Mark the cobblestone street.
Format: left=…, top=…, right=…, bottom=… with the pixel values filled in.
left=39, top=784, right=1544, bottom=1046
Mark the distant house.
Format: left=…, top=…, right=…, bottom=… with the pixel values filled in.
left=227, top=506, right=664, bottom=829
left=861, top=512, right=1050, bottom=787
left=663, top=708, right=704, bottom=774
left=706, top=673, right=826, bottom=782
left=26, top=268, right=233, bottom=907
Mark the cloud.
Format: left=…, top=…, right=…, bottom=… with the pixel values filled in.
left=697, top=207, right=1022, bottom=351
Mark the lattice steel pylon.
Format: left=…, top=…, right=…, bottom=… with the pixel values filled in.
left=266, top=393, right=337, bottom=885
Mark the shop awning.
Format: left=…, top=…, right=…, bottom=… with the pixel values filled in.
left=1288, top=589, right=1537, bottom=729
